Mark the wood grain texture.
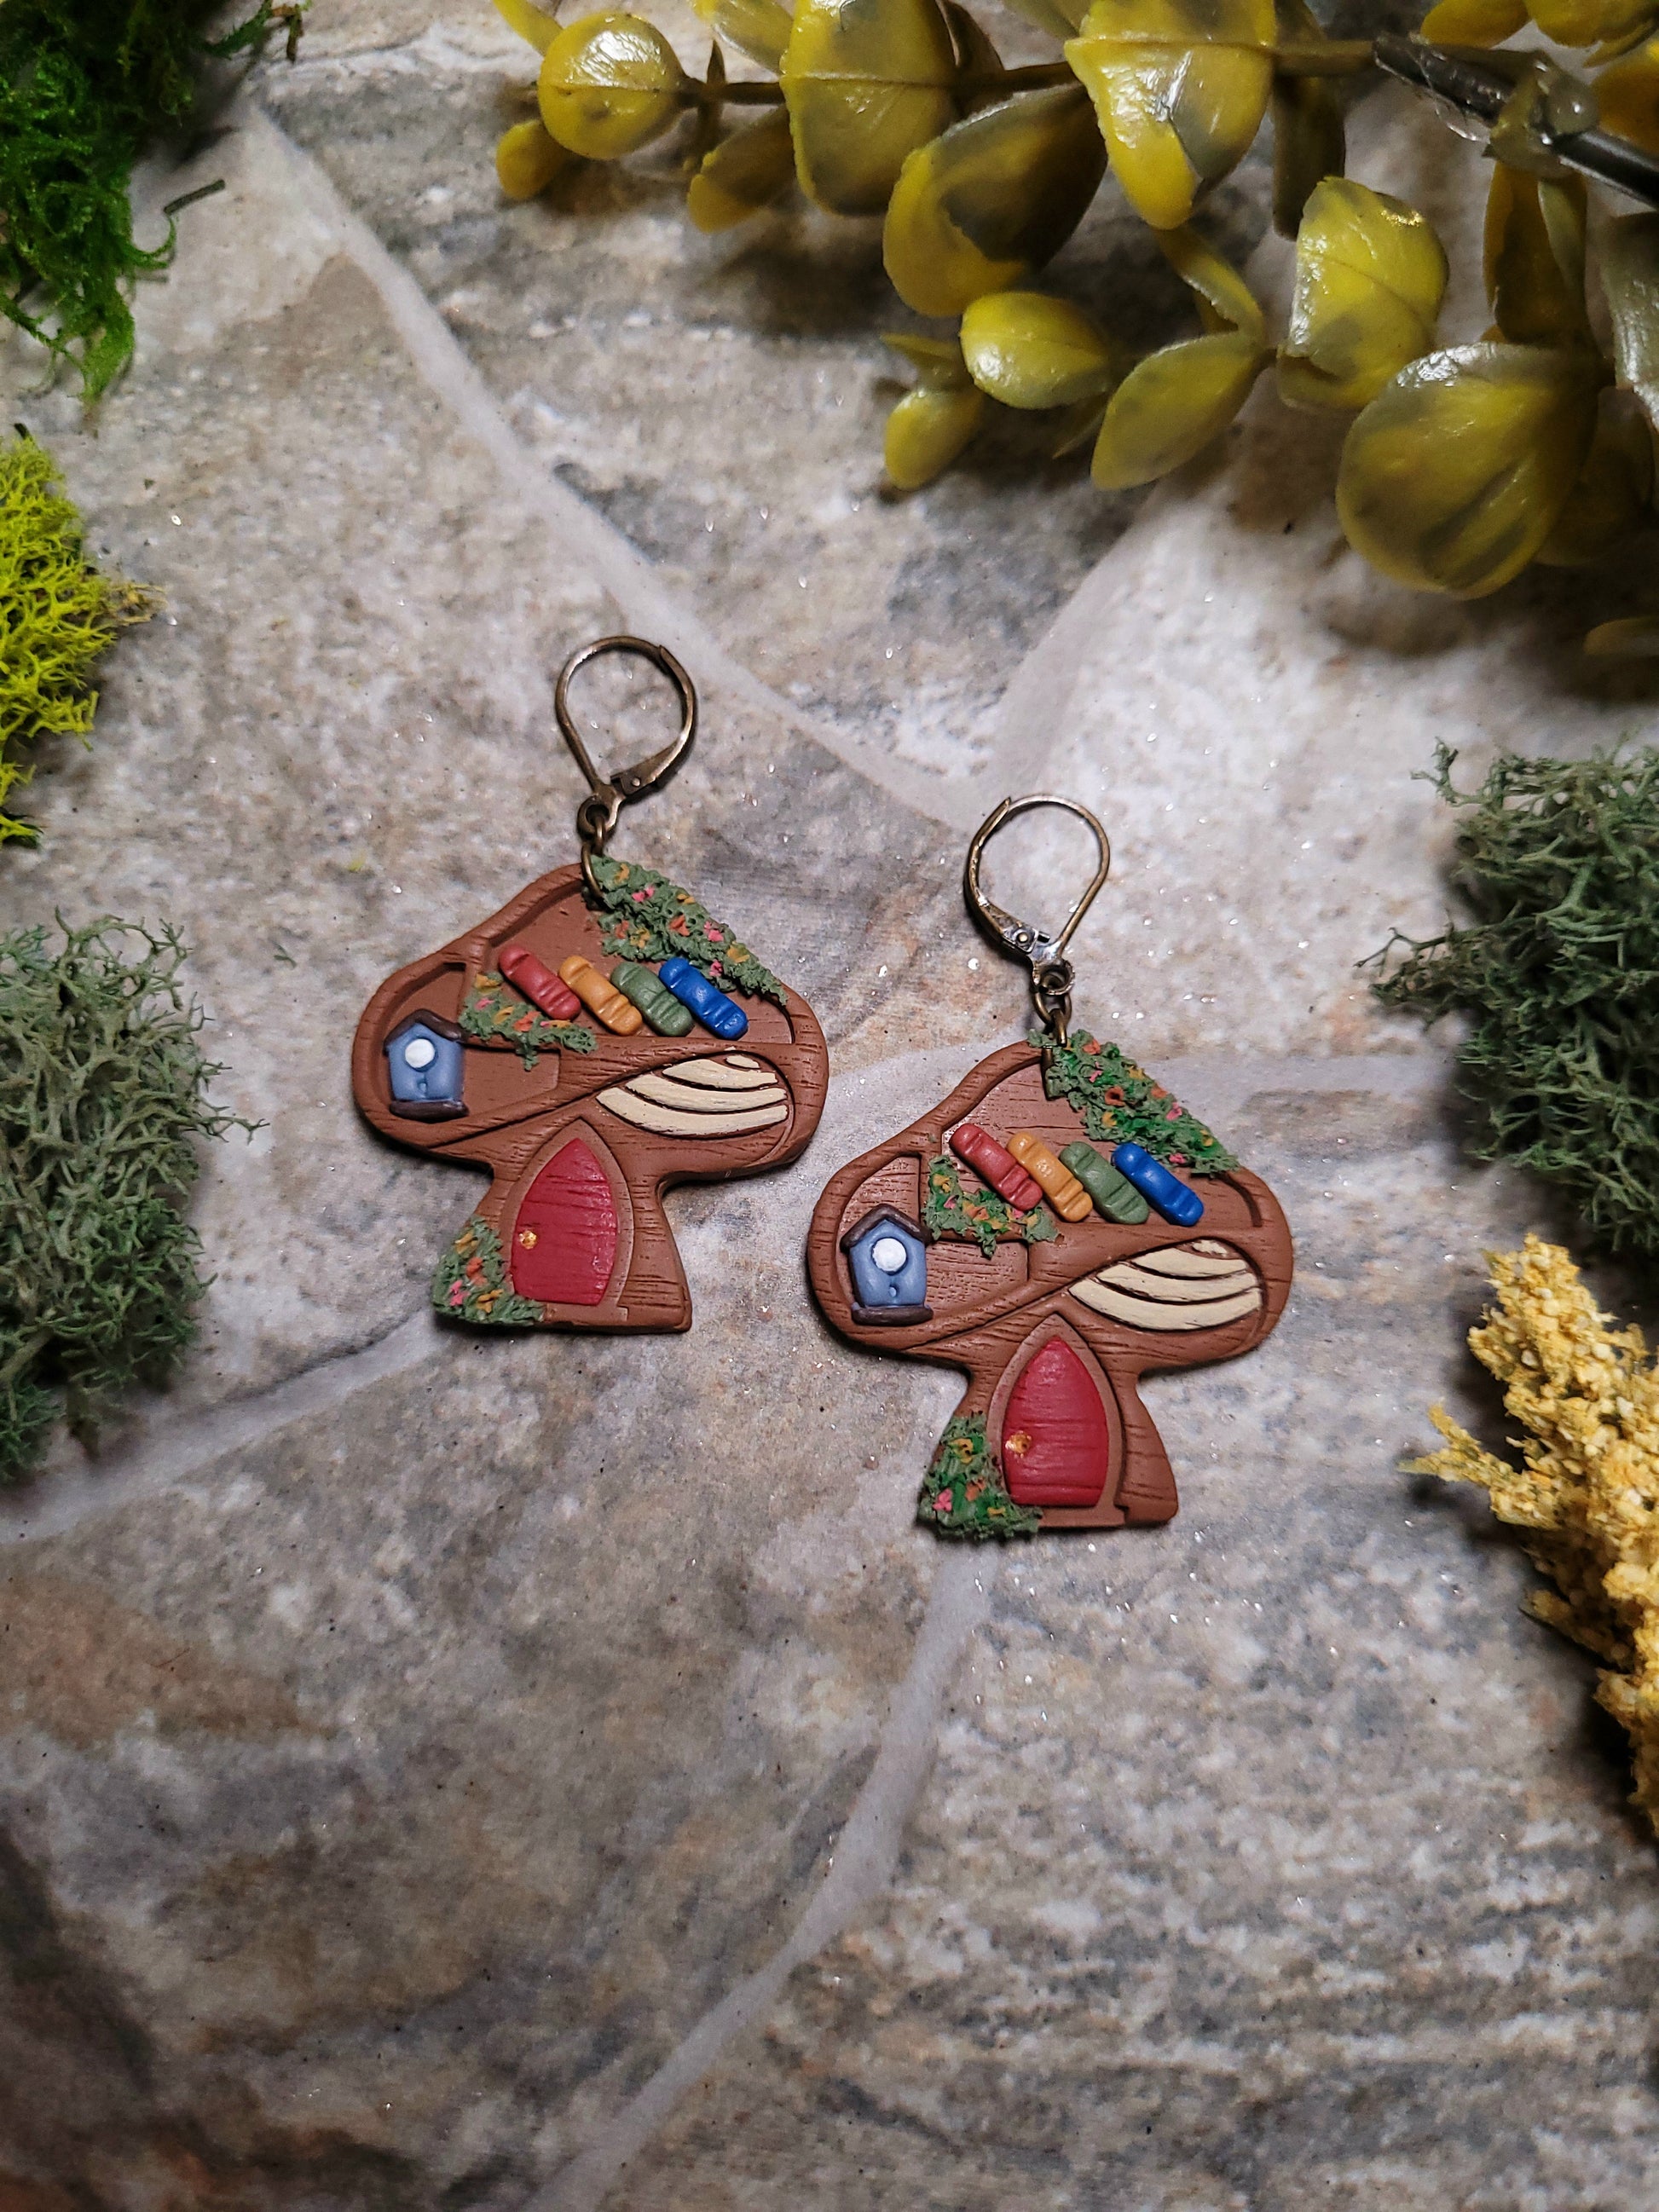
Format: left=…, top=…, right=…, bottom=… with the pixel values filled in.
left=354, top=863, right=830, bottom=1332
left=806, top=1043, right=1294, bottom=1533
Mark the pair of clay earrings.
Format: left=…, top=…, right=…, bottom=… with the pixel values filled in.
left=353, top=638, right=1293, bottom=1539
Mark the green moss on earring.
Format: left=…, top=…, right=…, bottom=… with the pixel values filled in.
left=917, top=1413, right=1040, bottom=1540
left=589, top=855, right=787, bottom=1006
left=432, top=1216, right=547, bottom=1326
left=460, top=971, right=595, bottom=1065
left=922, top=1153, right=1056, bottom=1257
left=1038, top=1029, right=1237, bottom=1173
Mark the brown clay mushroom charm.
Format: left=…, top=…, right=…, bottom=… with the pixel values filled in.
left=807, top=1038, right=1292, bottom=1534
left=356, top=860, right=828, bottom=1331
left=353, top=636, right=829, bottom=1334
left=808, top=791, right=1292, bottom=1537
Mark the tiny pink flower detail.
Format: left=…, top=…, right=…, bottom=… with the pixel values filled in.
left=706, top=927, right=725, bottom=944
left=448, top=1282, right=466, bottom=1307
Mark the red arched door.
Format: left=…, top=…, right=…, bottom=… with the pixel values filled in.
left=1001, top=1339, right=1112, bottom=1508
left=511, top=1138, right=618, bottom=1306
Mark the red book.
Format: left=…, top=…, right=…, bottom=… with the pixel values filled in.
left=500, top=942, right=582, bottom=1021
left=951, top=1122, right=1043, bottom=1212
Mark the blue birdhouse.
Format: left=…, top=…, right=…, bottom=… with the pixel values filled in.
left=385, top=1009, right=467, bottom=1121
left=841, top=1205, right=932, bottom=1326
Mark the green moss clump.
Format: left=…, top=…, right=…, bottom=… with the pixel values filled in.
left=1038, top=1029, right=1237, bottom=1173
left=1368, top=743, right=1659, bottom=1260
left=0, top=918, right=247, bottom=1481
left=0, top=0, right=293, bottom=396
left=0, top=432, right=155, bottom=840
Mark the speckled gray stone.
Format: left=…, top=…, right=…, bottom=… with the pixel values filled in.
left=2, top=10, right=1658, bottom=2208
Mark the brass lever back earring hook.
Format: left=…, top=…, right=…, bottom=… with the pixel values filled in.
left=962, top=794, right=1112, bottom=1049
left=555, top=635, right=698, bottom=896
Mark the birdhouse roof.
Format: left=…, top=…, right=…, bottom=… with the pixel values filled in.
left=386, top=1008, right=465, bottom=1046
left=840, top=1204, right=924, bottom=1255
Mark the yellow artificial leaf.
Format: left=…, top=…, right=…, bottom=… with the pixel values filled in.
left=885, top=385, right=986, bottom=486
left=1585, top=614, right=1659, bottom=653
left=942, top=0, right=1004, bottom=103
left=1418, top=0, right=1526, bottom=38
left=688, top=109, right=797, bottom=228
left=1051, top=392, right=1110, bottom=453
left=494, top=0, right=562, bottom=54
left=1064, top=0, right=1275, bottom=231
left=692, top=0, right=792, bottom=68
left=1336, top=343, right=1602, bottom=597
left=1537, top=392, right=1656, bottom=563
left=1090, top=330, right=1267, bottom=487
left=1158, top=223, right=1263, bottom=340
left=883, top=88, right=1106, bottom=317
left=1528, top=0, right=1656, bottom=47
left=538, top=12, right=687, bottom=158
left=959, top=291, right=1119, bottom=407
left=781, top=0, right=957, bottom=215
left=999, top=0, right=1089, bottom=33
left=1278, top=177, right=1448, bottom=412
left=1601, top=211, right=1659, bottom=434
left=495, top=118, right=575, bottom=197
left=884, top=332, right=976, bottom=385
left=1594, top=39, right=1659, bottom=154
left=1484, top=165, right=1591, bottom=346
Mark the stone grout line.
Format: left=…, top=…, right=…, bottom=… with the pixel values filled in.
left=254, top=26, right=1152, bottom=833
left=0, top=1046, right=1438, bottom=1551
left=516, top=1041, right=1448, bottom=2206
left=240, top=101, right=983, bottom=835
left=238, top=65, right=1277, bottom=837
left=524, top=1542, right=1000, bottom=2212
left=0, top=1314, right=435, bottom=1551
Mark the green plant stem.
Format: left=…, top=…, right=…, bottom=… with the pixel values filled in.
left=695, top=44, right=1373, bottom=113
left=1273, top=39, right=1375, bottom=73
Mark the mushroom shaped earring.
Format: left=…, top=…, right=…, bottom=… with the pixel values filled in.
left=806, top=794, right=1294, bottom=1537
left=354, top=637, right=830, bottom=1332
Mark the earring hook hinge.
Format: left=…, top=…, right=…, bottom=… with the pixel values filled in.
left=962, top=794, right=1112, bottom=1048
left=554, top=635, right=698, bottom=890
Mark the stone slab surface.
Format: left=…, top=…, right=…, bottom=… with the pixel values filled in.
left=0, top=9, right=1657, bottom=2208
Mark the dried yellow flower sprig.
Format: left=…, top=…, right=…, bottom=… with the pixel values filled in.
left=1413, top=1234, right=1659, bottom=1833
